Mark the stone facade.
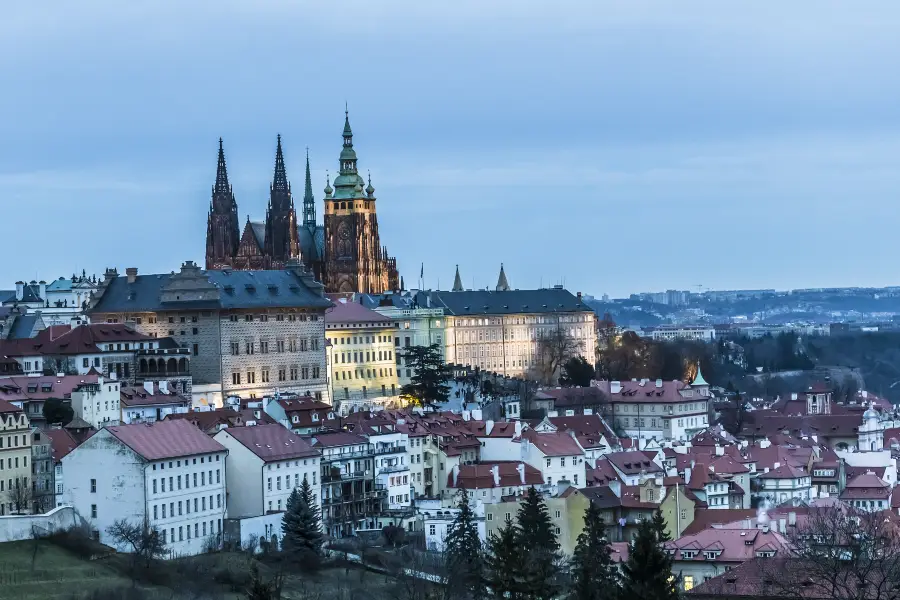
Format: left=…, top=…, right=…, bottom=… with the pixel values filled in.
left=87, top=261, right=331, bottom=407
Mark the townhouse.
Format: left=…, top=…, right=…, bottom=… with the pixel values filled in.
left=0, top=399, right=32, bottom=515
left=62, top=419, right=227, bottom=556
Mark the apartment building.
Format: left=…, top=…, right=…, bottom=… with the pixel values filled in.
left=62, top=420, right=227, bottom=556
left=0, top=399, right=32, bottom=515
left=87, top=261, right=331, bottom=406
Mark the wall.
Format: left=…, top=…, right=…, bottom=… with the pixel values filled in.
left=214, top=431, right=264, bottom=518
left=0, top=409, right=32, bottom=515
left=71, top=380, right=121, bottom=429
left=0, top=505, right=79, bottom=542
left=223, top=512, right=284, bottom=553
left=326, top=323, right=399, bottom=402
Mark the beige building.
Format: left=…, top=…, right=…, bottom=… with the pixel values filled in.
left=0, top=400, right=32, bottom=515
left=484, top=488, right=589, bottom=557
left=413, top=275, right=596, bottom=378
left=659, top=481, right=696, bottom=539
left=87, top=261, right=331, bottom=406
left=325, top=300, right=400, bottom=410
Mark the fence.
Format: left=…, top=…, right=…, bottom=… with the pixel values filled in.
left=0, top=506, right=79, bottom=543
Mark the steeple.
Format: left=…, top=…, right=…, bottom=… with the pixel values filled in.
left=214, top=137, right=230, bottom=195
left=452, top=265, right=464, bottom=292
left=272, top=134, right=290, bottom=197
left=302, top=148, right=316, bottom=226
left=496, top=263, right=510, bottom=292
left=333, top=107, right=363, bottom=199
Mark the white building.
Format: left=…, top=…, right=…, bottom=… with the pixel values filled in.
left=370, top=430, right=411, bottom=511
left=755, top=464, right=811, bottom=505
left=419, top=497, right=486, bottom=552
left=517, top=428, right=586, bottom=488
left=213, top=424, right=321, bottom=518
left=119, top=383, right=190, bottom=424
left=446, top=461, right=545, bottom=505
left=61, top=420, right=227, bottom=557
left=70, top=378, right=121, bottom=429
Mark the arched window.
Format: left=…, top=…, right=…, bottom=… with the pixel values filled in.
left=167, top=358, right=177, bottom=373
left=178, top=358, right=188, bottom=373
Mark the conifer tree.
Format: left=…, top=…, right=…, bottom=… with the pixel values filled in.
left=516, top=487, right=562, bottom=600
left=485, top=516, right=524, bottom=600
left=651, top=509, right=671, bottom=542
left=620, top=518, right=679, bottom=600
left=281, top=478, right=323, bottom=569
left=444, top=490, right=484, bottom=600
left=569, top=502, right=619, bottom=600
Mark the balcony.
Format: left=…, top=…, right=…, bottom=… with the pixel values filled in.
left=374, top=445, right=406, bottom=456
left=322, top=449, right=372, bottom=461
left=322, top=470, right=369, bottom=483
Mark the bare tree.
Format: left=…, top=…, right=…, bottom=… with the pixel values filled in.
left=531, top=328, right=584, bottom=385
left=759, top=503, right=900, bottom=600
left=106, top=518, right=167, bottom=586
left=6, top=476, right=33, bottom=514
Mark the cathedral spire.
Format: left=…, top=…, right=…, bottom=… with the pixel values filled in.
left=496, top=263, right=510, bottom=291
left=272, top=134, right=289, bottom=195
left=303, top=147, right=316, bottom=226
left=452, top=265, right=464, bottom=292
left=214, top=137, right=230, bottom=195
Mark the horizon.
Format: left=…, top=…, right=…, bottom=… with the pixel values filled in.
left=2, top=1, right=899, bottom=297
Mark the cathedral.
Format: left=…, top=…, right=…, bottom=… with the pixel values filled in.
left=205, top=111, right=399, bottom=294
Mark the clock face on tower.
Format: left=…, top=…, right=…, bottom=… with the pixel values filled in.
left=336, top=220, right=352, bottom=258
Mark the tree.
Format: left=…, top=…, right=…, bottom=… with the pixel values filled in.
left=516, top=487, right=562, bottom=600
left=6, top=476, right=33, bottom=514
left=43, top=397, right=74, bottom=426
left=484, top=516, right=525, bottom=600
left=246, top=565, right=283, bottom=600
left=620, top=518, right=679, bottom=600
left=570, top=502, right=619, bottom=600
left=106, top=518, right=167, bottom=586
left=756, top=503, right=900, bottom=600
left=400, top=344, right=453, bottom=407
left=532, top=328, right=584, bottom=385
left=444, top=490, right=484, bottom=600
left=559, top=356, right=595, bottom=388
left=281, top=479, right=323, bottom=569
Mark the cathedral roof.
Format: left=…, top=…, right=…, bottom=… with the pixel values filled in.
left=297, top=224, right=325, bottom=263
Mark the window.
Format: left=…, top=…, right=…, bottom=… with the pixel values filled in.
left=90, top=479, right=96, bottom=493
left=232, top=372, right=241, bottom=385
left=261, top=369, right=270, bottom=383
left=230, top=342, right=240, bottom=356
left=429, top=525, right=436, bottom=536
left=91, top=504, right=97, bottom=518
left=683, top=576, right=694, bottom=591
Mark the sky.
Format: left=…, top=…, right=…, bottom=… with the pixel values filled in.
left=2, top=1, right=899, bottom=298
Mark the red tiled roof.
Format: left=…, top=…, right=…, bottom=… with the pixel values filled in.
left=839, top=472, right=891, bottom=500
left=105, top=419, right=226, bottom=461
left=44, top=428, right=79, bottom=462
left=667, top=528, right=787, bottom=562
left=520, top=429, right=584, bottom=457
left=325, top=300, right=395, bottom=325
left=0, top=324, right=153, bottom=356
left=682, top=508, right=758, bottom=536
left=0, top=398, right=23, bottom=414
left=448, top=461, right=543, bottom=489
left=593, top=379, right=700, bottom=404
left=760, top=464, right=808, bottom=480
left=220, top=424, right=319, bottom=461
left=604, top=450, right=663, bottom=476
left=547, top=414, right=615, bottom=449
left=0, top=374, right=100, bottom=402
left=308, top=431, right=369, bottom=448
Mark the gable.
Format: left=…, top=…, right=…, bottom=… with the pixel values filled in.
left=237, top=221, right=265, bottom=257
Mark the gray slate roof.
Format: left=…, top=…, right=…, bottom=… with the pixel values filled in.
left=415, top=288, right=592, bottom=316
left=8, top=315, right=42, bottom=339
left=298, top=224, right=324, bottom=262
left=90, top=269, right=332, bottom=313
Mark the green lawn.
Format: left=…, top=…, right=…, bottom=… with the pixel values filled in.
left=0, top=540, right=132, bottom=600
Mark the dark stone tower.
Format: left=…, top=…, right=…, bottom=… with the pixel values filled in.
left=205, top=138, right=241, bottom=269
left=263, top=135, right=301, bottom=268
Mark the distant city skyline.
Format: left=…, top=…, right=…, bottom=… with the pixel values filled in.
left=2, top=2, right=899, bottom=298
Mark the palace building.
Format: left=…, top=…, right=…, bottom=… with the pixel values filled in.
left=205, top=111, right=399, bottom=295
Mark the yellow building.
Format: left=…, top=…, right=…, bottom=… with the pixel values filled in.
left=484, top=487, right=590, bottom=557
left=0, top=400, right=33, bottom=515
left=325, top=300, right=400, bottom=409
left=659, top=481, right=695, bottom=539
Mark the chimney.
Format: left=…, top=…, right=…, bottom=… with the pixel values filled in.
left=762, top=523, right=770, bottom=534
left=517, top=463, right=526, bottom=485
left=126, top=268, right=138, bottom=284
left=610, top=381, right=622, bottom=394
left=485, top=420, right=494, bottom=436
left=462, top=410, right=470, bottom=421
left=452, top=464, right=460, bottom=487
left=158, top=381, right=169, bottom=394
left=715, top=445, right=724, bottom=456
left=491, top=465, right=500, bottom=487
left=471, top=408, right=482, bottom=421
left=514, top=421, right=522, bottom=437
left=103, top=268, right=118, bottom=282
left=778, top=517, right=786, bottom=534
left=774, top=462, right=780, bottom=469
left=655, top=379, right=663, bottom=388
left=14, top=281, right=24, bottom=301
left=788, top=511, right=796, bottom=526
left=584, top=408, right=593, bottom=415
left=143, top=381, right=154, bottom=395
left=791, top=393, right=798, bottom=401
left=38, top=280, right=47, bottom=301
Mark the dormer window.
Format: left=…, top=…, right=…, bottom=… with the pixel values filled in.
left=681, top=550, right=696, bottom=559
left=756, top=551, right=776, bottom=558
left=312, top=413, right=319, bottom=422
left=703, top=551, right=719, bottom=560
left=292, top=416, right=299, bottom=424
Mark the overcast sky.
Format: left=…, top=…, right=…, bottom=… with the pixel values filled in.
left=2, top=1, right=899, bottom=298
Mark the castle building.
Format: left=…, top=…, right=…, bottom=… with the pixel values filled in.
left=205, top=111, right=399, bottom=294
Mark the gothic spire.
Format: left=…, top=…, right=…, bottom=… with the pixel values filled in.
left=496, top=263, right=510, bottom=292
left=214, top=137, right=230, bottom=195
left=272, top=134, right=289, bottom=194
left=303, top=147, right=316, bottom=226
left=343, top=103, right=353, bottom=145
left=452, top=265, right=464, bottom=292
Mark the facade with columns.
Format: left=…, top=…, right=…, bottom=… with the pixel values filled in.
left=205, top=111, right=399, bottom=294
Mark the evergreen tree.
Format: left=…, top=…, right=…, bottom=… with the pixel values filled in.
left=399, top=344, right=453, bottom=406
left=281, top=478, right=323, bottom=569
left=621, top=519, right=679, bottom=600
left=651, top=509, right=671, bottom=543
left=516, top=487, right=562, bottom=600
left=444, top=490, right=484, bottom=600
left=569, top=503, right=619, bottom=600
left=485, top=516, right=524, bottom=600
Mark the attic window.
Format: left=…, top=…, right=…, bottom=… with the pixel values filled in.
left=224, top=285, right=234, bottom=294
left=27, top=385, right=38, bottom=393
left=289, top=285, right=300, bottom=294
left=681, top=550, right=696, bottom=559
left=703, top=550, right=719, bottom=560
left=245, top=284, right=256, bottom=293
left=268, top=285, right=278, bottom=295
left=41, top=384, right=52, bottom=392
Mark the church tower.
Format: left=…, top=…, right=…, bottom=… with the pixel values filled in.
left=263, top=135, right=301, bottom=268
left=323, top=109, right=398, bottom=294
left=205, top=138, right=241, bottom=269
